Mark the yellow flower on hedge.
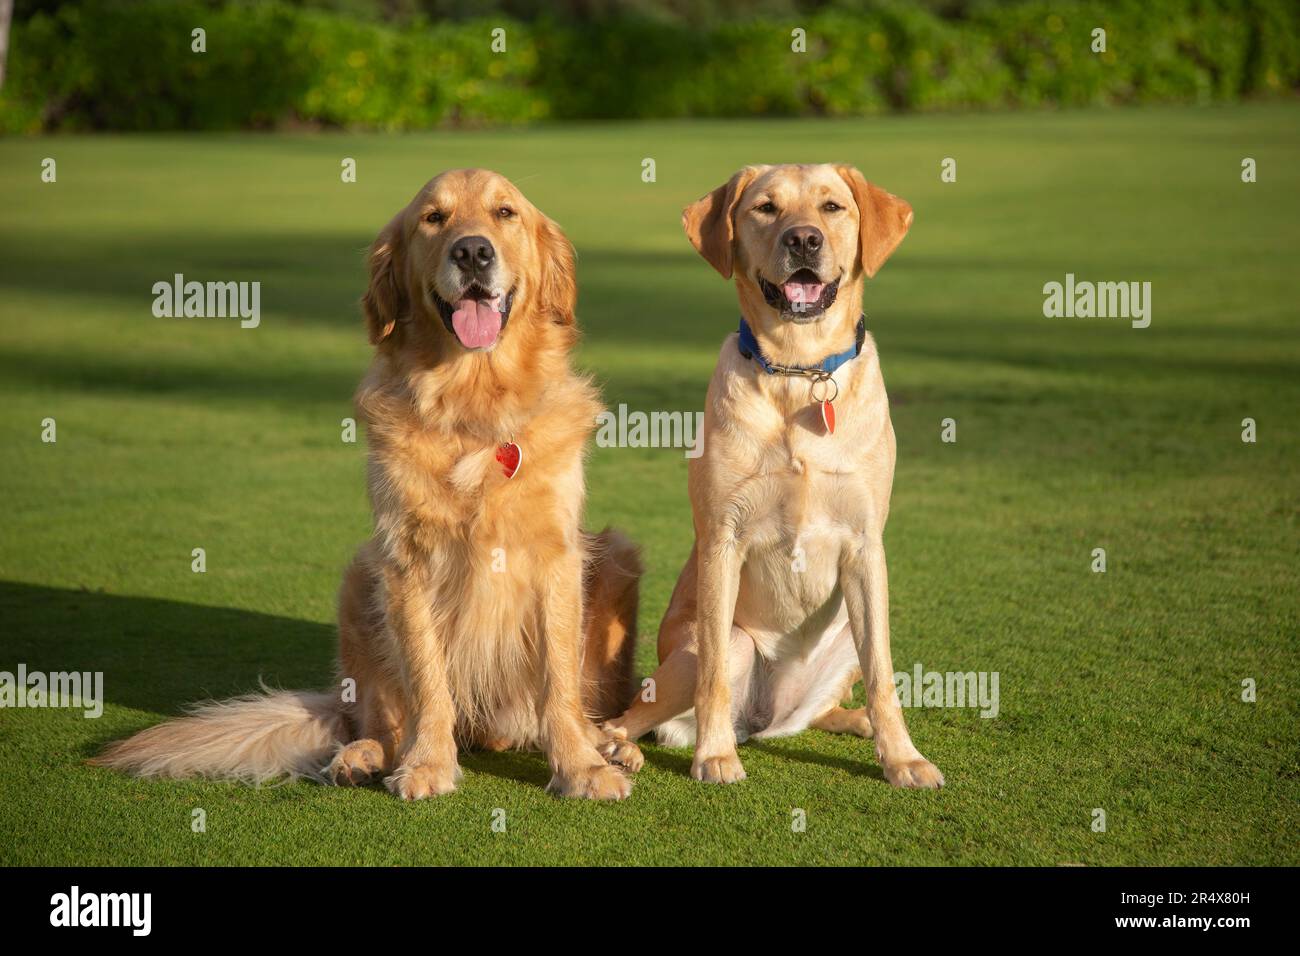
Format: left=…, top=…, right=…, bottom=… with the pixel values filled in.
left=1046, top=15, right=1063, bottom=33
left=869, top=32, right=886, bottom=52
left=347, top=50, right=367, bottom=68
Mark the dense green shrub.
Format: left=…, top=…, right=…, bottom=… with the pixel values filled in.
left=1, top=0, right=1296, bottom=133
left=0, top=2, right=542, bottom=132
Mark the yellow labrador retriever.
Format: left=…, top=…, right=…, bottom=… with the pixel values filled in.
left=600, top=163, right=943, bottom=789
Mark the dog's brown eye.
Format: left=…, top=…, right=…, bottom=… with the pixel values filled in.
left=425, top=211, right=445, bottom=225
left=497, top=206, right=515, bottom=219
left=823, top=201, right=843, bottom=212
left=756, top=201, right=777, bottom=214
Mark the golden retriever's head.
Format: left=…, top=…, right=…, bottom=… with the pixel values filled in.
left=362, top=169, right=576, bottom=351
left=683, top=163, right=912, bottom=326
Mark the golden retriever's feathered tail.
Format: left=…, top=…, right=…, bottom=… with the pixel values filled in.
left=90, top=685, right=348, bottom=784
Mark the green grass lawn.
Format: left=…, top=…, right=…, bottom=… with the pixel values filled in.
left=1, top=104, right=1297, bottom=866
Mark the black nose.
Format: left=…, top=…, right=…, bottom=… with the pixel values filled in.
left=781, top=226, right=823, bottom=258
left=450, top=235, right=495, bottom=272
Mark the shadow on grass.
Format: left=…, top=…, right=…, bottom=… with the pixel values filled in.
left=0, top=232, right=367, bottom=332
left=4, top=225, right=1297, bottom=397
left=0, top=233, right=707, bottom=340
left=459, top=748, right=553, bottom=789
left=639, top=744, right=693, bottom=776
left=629, top=734, right=887, bottom=783
left=0, top=581, right=335, bottom=718
left=0, top=580, right=601, bottom=793
left=8, top=223, right=1291, bottom=419
left=0, top=345, right=359, bottom=409
left=747, top=737, right=888, bottom=782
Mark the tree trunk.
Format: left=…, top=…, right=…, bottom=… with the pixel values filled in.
left=0, top=0, right=13, bottom=92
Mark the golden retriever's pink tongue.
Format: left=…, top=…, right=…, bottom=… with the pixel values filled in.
left=451, top=298, right=502, bottom=348
left=784, top=281, right=825, bottom=305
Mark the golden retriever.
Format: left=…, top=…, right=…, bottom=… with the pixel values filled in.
left=94, top=169, right=642, bottom=801
left=599, top=164, right=943, bottom=789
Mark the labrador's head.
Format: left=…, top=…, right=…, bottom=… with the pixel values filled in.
left=683, top=163, right=912, bottom=324
left=363, top=169, right=576, bottom=351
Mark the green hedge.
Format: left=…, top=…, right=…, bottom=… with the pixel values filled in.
left=3, top=0, right=1298, bottom=132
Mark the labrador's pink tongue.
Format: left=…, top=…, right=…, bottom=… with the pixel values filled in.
left=784, top=281, right=825, bottom=305
left=451, top=298, right=502, bottom=348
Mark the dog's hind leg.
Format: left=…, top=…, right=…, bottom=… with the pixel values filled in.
left=811, top=706, right=873, bottom=738
left=598, top=624, right=758, bottom=766
left=327, top=545, right=402, bottom=786
left=327, top=690, right=402, bottom=786
left=327, top=738, right=387, bottom=786
left=580, top=528, right=643, bottom=723
left=810, top=664, right=872, bottom=737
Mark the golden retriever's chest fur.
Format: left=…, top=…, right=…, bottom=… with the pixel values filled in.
left=359, top=356, right=600, bottom=738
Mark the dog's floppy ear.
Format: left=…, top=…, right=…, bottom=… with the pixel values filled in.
left=362, top=214, right=406, bottom=345
left=682, top=165, right=762, bottom=279
left=836, top=165, right=913, bottom=279
left=533, top=212, right=577, bottom=325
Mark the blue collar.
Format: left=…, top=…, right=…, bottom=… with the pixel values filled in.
left=737, top=315, right=866, bottom=377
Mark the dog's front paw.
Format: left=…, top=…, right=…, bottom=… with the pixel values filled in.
left=547, top=763, right=632, bottom=801
left=384, top=761, right=461, bottom=800
left=691, top=751, right=747, bottom=784
left=326, top=739, right=386, bottom=786
left=882, top=757, right=944, bottom=789
left=596, top=725, right=645, bottom=772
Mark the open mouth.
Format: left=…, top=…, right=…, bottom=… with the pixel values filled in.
left=434, top=282, right=515, bottom=350
left=759, top=268, right=840, bottom=319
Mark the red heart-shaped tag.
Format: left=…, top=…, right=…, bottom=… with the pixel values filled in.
left=496, top=441, right=522, bottom=479
left=821, top=399, right=835, bottom=435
